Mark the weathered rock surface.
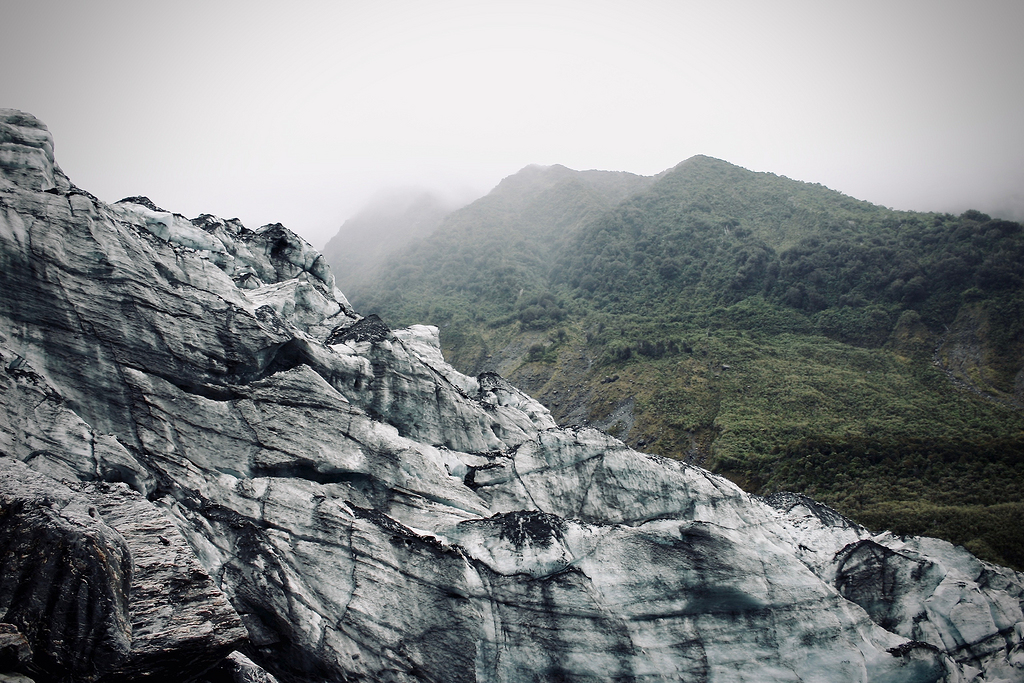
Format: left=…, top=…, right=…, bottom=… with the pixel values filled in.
left=2, top=107, right=1024, bottom=682
left=0, top=624, right=33, bottom=673
left=0, top=458, right=132, bottom=680
left=0, top=458, right=246, bottom=681
left=196, top=651, right=280, bottom=683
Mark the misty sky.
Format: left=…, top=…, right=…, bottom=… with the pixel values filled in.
left=3, top=0, right=1022, bottom=249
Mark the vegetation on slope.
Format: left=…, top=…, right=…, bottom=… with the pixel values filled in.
left=336, top=157, right=1024, bottom=569
left=355, top=164, right=653, bottom=326
left=321, top=189, right=461, bottom=295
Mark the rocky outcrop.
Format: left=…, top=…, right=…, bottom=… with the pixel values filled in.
left=2, top=108, right=1024, bottom=682
left=0, top=458, right=246, bottom=681
left=197, top=651, right=279, bottom=683
left=0, top=459, right=132, bottom=680
left=934, top=302, right=1024, bottom=409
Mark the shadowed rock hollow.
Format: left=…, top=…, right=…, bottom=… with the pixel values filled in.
left=2, top=108, right=1024, bottom=682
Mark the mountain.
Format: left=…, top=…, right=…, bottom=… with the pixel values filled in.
left=346, top=163, right=656, bottom=327
left=353, top=156, right=1024, bottom=570
left=321, top=188, right=462, bottom=295
left=3, top=108, right=1024, bottom=682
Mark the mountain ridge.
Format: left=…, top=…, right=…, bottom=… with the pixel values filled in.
left=338, top=152, right=1024, bottom=570
left=321, top=187, right=460, bottom=295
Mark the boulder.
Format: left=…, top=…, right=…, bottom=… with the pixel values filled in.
left=0, top=458, right=246, bottom=681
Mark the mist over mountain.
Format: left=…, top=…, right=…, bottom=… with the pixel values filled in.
left=321, top=187, right=470, bottom=294
left=333, top=164, right=655, bottom=319
left=348, top=155, right=1024, bottom=571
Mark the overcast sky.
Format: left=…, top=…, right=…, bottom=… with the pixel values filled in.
left=3, top=0, right=1022, bottom=248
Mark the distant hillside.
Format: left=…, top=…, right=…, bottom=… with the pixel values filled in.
left=350, top=164, right=655, bottom=324
left=321, top=188, right=463, bottom=295
left=353, top=156, right=1024, bottom=569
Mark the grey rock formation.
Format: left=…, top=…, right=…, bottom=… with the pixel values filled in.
left=0, top=458, right=246, bottom=681
left=1, top=108, right=1024, bottom=682
left=0, top=459, right=133, bottom=680
left=0, top=110, right=58, bottom=192
left=197, top=651, right=280, bottom=683
left=0, top=624, right=33, bottom=673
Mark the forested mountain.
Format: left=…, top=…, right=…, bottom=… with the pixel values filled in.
left=321, top=188, right=461, bottom=295
left=336, top=156, right=1024, bottom=569
left=349, top=163, right=655, bottom=324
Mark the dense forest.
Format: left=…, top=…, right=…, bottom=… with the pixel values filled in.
left=321, top=189, right=459, bottom=296
left=333, top=156, right=1024, bottom=569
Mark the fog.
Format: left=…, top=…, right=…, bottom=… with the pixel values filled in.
left=2, top=0, right=1022, bottom=249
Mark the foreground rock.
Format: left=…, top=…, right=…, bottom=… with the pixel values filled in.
left=0, top=458, right=246, bottom=681
left=1, top=108, right=1023, bottom=682
left=196, top=652, right=279, bottom=683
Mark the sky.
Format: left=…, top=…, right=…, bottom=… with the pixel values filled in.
left=2, top=0, right=1022, bottom=249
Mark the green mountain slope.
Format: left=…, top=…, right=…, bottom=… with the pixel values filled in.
left=340, top=157, right=1024, bottom=569
left=352, top=164, right=654, bottom=327
left=321, top=189, right=461, bottom=295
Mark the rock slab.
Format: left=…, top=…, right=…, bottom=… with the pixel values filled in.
left=0, top=458, right=246, bottom=681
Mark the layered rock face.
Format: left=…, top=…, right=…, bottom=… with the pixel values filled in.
left=0, top=459, right=246, bottom=681
left=1, top=108, right=1023, bottom=682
